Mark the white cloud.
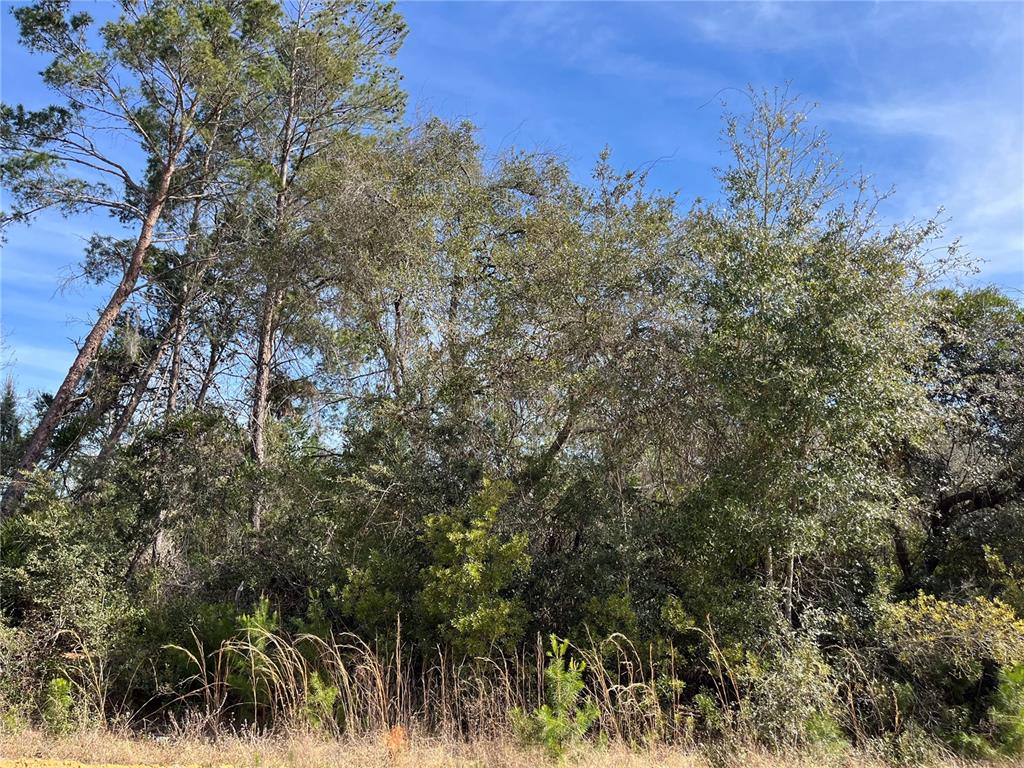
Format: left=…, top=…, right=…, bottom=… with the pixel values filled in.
left=826, top=96, right=1024, bottom=287
left=492, top=3, right=716, bottom=94
left=681, top=2, right=851, bottom=53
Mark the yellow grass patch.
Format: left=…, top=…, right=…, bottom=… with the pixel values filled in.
left=0, top=730, right=1000, bottom=768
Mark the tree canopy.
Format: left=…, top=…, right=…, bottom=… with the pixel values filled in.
left=1, top=1, right=1022, bottom=760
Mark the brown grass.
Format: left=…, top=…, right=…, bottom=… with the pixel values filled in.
left=0, top=730, right=1006, bottom=768
left=15, top=629, right=1016, bottom=768
left=53, top=628, right=687, bottom=745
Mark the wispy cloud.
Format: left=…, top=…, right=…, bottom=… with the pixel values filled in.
left=680, top=2, right=852, bottom=54
left=826, top=96, right=1023, bottom=286
left=492, top=3, right=716, bottom=94
left=6, top=343, right=75, bottom=374
left=0, top=341, right=76, bottom=395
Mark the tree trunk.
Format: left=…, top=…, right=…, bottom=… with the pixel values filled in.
left=195, top=338, right=222, bottom=409
left=166, top=308, right=185, bottom=416
left=250, top=288, right=282, bottom=467
left=890, top=520, right=913, bottom=586
left=783, top=551, right=795, bottom=625
left=247, top=65, right=297, bottom=530
left=166, top=135, right=219, bottom=418
left=249, top=287, right=283, bottom=531
left=519, top=407, right=577, bottom=494
left=195, top=334, right=225, bottom=409
left=2, top=165, right=175, bottom=515
left=97, top=319, right=176, bottom=464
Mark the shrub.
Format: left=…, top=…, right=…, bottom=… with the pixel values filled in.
left=0, top=620, right=31, bottom=733
left=692, top=691, right=726, bottom=736
left=737, top=631, right=845, bottom=749
left=878, top=593, right=1024, bottom=752
left=879, top=593, right=1024, bottom=677
left=41, top=677, right=74, bottom=734
left=421, top=479, right=531, bottom=656
left=985, top=546, right=1024, bottom=619
left=512, top=635, right=600, bottom=757
left=302, top=670, right=340, bottom=733
left=988, top=664, right=1024, bottom=756
left=0, top=479, right=143, bottom=658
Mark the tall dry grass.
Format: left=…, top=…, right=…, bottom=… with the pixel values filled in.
left=0, top=729, right=996, bottom=768
left=36, top=626, right=1004, bottom=767
left=155, top=626, right=681, bottom=743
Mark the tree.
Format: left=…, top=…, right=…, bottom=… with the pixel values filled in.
left=2, top=9, right=1022, bottom=746
left=237, top=0, right=406, bottom=479
left=0, top=378, right=22, bottom=473
left=903, top=288, right=1024, bottom=591
left=0, top=0, right=279, bottom=511
left=673, top=89, right=939, bottom=628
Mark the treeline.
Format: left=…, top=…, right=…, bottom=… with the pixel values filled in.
left=1, top=0, right=1023, bottom=760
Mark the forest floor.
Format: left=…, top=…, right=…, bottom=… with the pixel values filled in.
left=0, top=730, right=1009, bottom=768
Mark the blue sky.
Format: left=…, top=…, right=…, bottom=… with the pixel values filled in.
left=2, top=0, right=1023, bottom=395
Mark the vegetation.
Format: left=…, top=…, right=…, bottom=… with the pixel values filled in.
left=1, top=1, right=1022, bottom=764
left=0, top=729, right=1003, bottom=768
left=512, top=636, right=601, bottom=758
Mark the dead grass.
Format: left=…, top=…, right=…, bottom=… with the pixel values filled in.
left=37, top=627, right=1012, bottom=768
left=0, top=730, right=1007, bottom=768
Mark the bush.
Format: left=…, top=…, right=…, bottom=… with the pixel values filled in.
left=879, top=593, right=1024, bottom=677
left=41, top=677, right=74, bottom=734
left=737, top=631, right=845, bottom=749
left=0, top=478, right=144, bottom=657
left=0, top=620, right=31, bottom=733
left=421, top=479, right=531, bottom=656
left=878, top=593, right=1024, bottom=752
left=512, top=635, right=600, bottom=757
left=988, top=664, right=1024, bottom=756
left=303, top=670, right=340, bottom=733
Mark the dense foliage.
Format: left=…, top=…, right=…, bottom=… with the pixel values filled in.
left=1, top=1, right=1022, bottom=761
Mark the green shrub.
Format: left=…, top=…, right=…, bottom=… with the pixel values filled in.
left=512, top=635, right=600, bottom=758
left=692, top=691, right=725, bottom=736
left=41, top=676, right=74, bottom=734
left=737, top=631, right=845, bottom=748
left=879, top=593, right=1024, bottom=677
left=878, top=593, right=1024, bottom=751
left=989, top=664, right=1024, bottom=756
left=0, top=479, right=143, bottom=658
left=421, top=479, right=531, bottom=656
left=303, top=670, right=340, bottom=732
left=0, top=620, right=30, bottom=734
left=984, top=547, right=1024, bottom=618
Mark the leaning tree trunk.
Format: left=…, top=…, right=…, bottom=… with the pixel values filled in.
left=1, top=166, right=175, bottom=516
left=96, top=314, right=179, bottom=464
